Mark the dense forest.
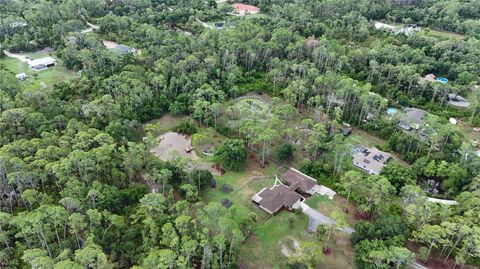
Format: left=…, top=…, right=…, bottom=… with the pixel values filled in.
left=1, top=0, right=480, bottom=268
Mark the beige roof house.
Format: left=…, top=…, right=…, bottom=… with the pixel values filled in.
left=353, top=147, right=391, bottom=175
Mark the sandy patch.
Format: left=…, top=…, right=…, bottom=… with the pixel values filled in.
left=280, top=237, right=301, bottom=257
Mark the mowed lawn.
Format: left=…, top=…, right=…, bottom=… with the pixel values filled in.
left=0, top=52, right=75, bottom=91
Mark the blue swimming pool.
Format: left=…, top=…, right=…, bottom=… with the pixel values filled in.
left=436, top=77, right=448, bottom=84
left=387, top=107, right=398, bottom=115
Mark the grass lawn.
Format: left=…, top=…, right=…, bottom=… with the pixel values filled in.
left=144, top=113, right=187, bottom=136
left=0, top=52, right=75, bottom=91
left=239, top=211, right=310, bottom=268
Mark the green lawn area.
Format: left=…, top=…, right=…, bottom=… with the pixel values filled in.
left=144, top=114, right=187, bottom=136
left=239, top=211, right=310, bottom=268
left=425, top=28, right=465, bottom=40
left=346, top=128, right=386, bottom=148
left=0, top=52, right=75, bottom=91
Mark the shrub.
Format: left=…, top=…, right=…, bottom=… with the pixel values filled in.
left=175, top=119, right=197, bottom=135
left=276, top=143, right=295, bottom=161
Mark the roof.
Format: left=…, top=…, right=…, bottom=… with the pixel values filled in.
left=115, top=44, right=131, bottom=52
left=29, top=57, right=56, bottom=67
left=256, top=185, right=302, bottom=214
left=232, top=3, right=259, bottom=12
left=15, top=73, right=27, bottom=78
left=374, top=22, right=396, bottom=30
left=352, top=147, right=391, bottom=175
left=400, top=107, right=427, bottom=130
left=281, top=168, right=317, bottom=192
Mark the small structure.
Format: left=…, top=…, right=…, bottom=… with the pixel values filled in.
left=340, top=127, right=352, bottom=136
left=29, top=57, right=56, bottom=71
left=447, top=94, right=470, bottom=108
left=352, top=147, right=391, bottom=175
left=213, top=22, right=225, bottom=29
left=221, top=184, right=233, bottom=193
left=399, top=107, right=427, bottom=130
left=221, top=199, right=233, bottom=208
left=202, top=144, right=215, bottom=156
left=232, top=3, right=260, bottom=15
left=449, top=118, right=458, bottom=125
left=15, top=73, right=27, bottom=81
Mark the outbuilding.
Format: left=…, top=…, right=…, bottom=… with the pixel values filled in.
left=29, top=57, right=56, bottom=71
left=15, top=73, right=27, bottom=81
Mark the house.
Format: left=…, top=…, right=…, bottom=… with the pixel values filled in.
left=15, top=73, right=27, bottom=81
left=374, top=22, right=396, bottom=32
left=29, top=57, right=56, bottom=71
left=352, top=147, right=391, bottom=175
left=281, top=168, right=317, bottom=194
left=232, top=3, right=260, bottom=15
left=399, top=107, right=427, bottom=130
left=252, top=184, right=304, bottom=214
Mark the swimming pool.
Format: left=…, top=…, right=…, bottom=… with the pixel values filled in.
left=436, top=77, right=448, bottom=84
left=387, top=107, right=398, bottom=115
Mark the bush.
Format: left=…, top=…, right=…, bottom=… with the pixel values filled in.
left=276, top=143, right=295, bottom=161
left=215, top=139, right=247, bottom=171
left=175, top=119, right=197, bottom=135
left=418, top=246, right=429, bottom=262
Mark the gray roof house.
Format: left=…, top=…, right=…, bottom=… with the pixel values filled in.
left=352, top=147, right=391, bottom=175
left=399, top=107, right=427, bottom=130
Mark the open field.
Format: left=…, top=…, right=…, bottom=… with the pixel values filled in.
left=0, top=50, right=75, bottom=91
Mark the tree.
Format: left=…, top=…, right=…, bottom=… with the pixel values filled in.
left=381, top=163, right=416, bottom=193
left=338, top=171, right=362, bottom=212
left=276, top=143, right=295, bottom=162
left=215, top=139, right=247, bottom=171
left=412, top=224, right=444, bottom=261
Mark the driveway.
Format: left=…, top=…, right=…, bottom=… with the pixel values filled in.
left=300, top=202, right=427, bottom=269
left=300, top=203, right=354, bottom=234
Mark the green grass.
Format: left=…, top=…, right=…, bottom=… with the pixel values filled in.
left=239, top=211, right=310, bottom=268
left=0, top=53, right=75, bottom=91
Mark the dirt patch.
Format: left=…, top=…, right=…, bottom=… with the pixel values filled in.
left=280, top=236, right=301, bottom=257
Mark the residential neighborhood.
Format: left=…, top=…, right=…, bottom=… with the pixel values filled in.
left=1, top=1, right=480, bottom=269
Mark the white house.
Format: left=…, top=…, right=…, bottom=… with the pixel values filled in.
left=29, top=57, right=56, bottom=71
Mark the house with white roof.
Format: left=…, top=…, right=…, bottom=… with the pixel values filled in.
left=29, top=57, right=56, bottom=71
